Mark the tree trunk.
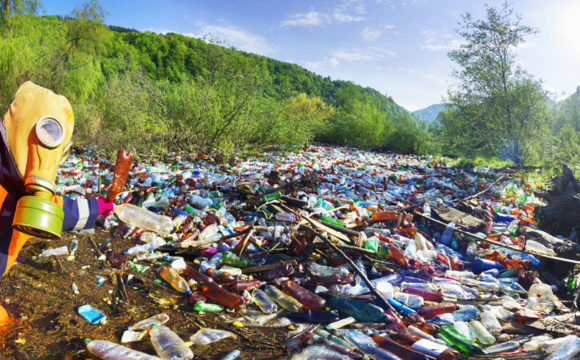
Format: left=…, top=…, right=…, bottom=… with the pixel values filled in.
left=535, top=164, right=580, bottom=238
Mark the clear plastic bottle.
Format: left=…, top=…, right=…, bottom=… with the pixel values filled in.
left=263, top=285, right=302, bottom=312
left=440, top=222, right=455, bottom=245
left=87, top=340, right=161, bottom=360
left=480, top=311, right=502, bottom=336
left=188, top=194, right=213, bottom=210
left=128, top=313, right=170, bottom=331
left=527, top=283, right=556, bottom=314
left=39, top=246, right=69, bottom=257
left=252, top=288, right=278, bottom=314
left=159, top=266, right=190, bottom=294
left=189, top=328, right=235, bottom=345
left=125, top=236, right=166, bottom=255
left=291, top=345, right=351, bottom=360
left=308, top=263, right=349, bottom=277
left=393, top=292, right=424, bottom=309
left=345, top=330, right=402, bottom=360
left=114, top=204, right=172, bottom=237
left=468, top=320, right=496, bottom=345
left=525, top=240, right=556, bottom=256
left=545, top=336, right=580, bottom=360
left=150, top=325, right=193, bottom=360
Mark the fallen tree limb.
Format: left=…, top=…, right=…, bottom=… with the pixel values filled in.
left=414, top=211, right=580, bottom=266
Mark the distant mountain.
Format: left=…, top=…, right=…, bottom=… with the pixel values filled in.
left=413, top=103, right=448, bottom=125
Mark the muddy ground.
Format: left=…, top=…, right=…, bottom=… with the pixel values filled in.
left=0, top=228, right=292, bottom=360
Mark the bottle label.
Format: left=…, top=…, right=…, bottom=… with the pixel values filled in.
left=411, top=338, right=447, bottom=356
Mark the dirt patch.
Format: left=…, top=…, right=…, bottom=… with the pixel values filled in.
left=0, top=229, right=291, bottom=359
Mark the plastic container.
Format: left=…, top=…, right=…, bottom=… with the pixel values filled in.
left=159, top=266, right=190, bottom=294
left=114, top=203, right=172, bottom=237
left=189, top=328, right=235, bottom=345
left=327, top=297, right=385, bottom=323
left=150, top=325, right=193, bottom=360
left=87, top=340, right=161, bottom=360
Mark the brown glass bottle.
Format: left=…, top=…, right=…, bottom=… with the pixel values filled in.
left=391, top=330, right=460, bottom=360
left=372, top=334, right=437, bottom=360
left=280, top=280, right=326, bottom=310
left=106, top=149, right=133, bottom=202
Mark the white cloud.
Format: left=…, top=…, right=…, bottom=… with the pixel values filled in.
left=334, top=0, right=366, bottom=23
left=332, top=47, right=396, bottom=62
left=419, top=29, right=463, bottom=51
left=198, top=25, right=277, bottom=55
left=361, top=25, right=396, bottom=41
left=281, top=10, right=324, bottom=27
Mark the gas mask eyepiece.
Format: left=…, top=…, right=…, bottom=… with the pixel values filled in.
left=36, top=115, right=65, bottom=148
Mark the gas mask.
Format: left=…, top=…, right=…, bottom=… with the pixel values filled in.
left=3, top=81, right=74, bottom=239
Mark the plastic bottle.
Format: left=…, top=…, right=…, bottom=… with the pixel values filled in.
left=150, top=325, right=193, bottom=360
left=346, top=330, right=402, bottom=360
left=106, top=149, right=133, bottom=202
left=451, top=321, right=472, bottom=340
left=86, top=340, right=161, bottom=360
left=327, top=297, right=385, bottom=323
left=451, top=306, right=479, bottom=322
left=403, top=287, right=443, bottom=303
left=467, top=320, right=495, bottom=345
left=200, top=281, right=245, bottom=309
left=291, top=345, right=351, bottom=360
left=438, top=324, right=482, bottom=355
left=159, top=266, right=190, bottom=294
left=319, top=215, right=345, bottom=227
left=417, top=304, right=456, bottom=319
left=285, top=310, right=340, bottom=324
left=372, top=334, right=436, bottom=360
left=193, top=302, right=223, bottom=312
left=308, top=263, right=349, bottom=277
left=259, top=264, right=295, bottom=281
left=527, top=283, right=556, bottom=313
left=371, top=210, right=398, bottom=222
left=394, top=292, right=424, bottom=309
left=469, top=258, right=504, bottom=274
left=523, top=334, right=553, bottom=351
left=125, top=236, right=166, bottom=255
left=263, top=285, right=302, bottom=312
left=391, top=330, right=460, bottom=360
left=479, top=311, right=501, bottom=336
left=220, top=350, right=241, bottom=360
left=546, top=336, right=580, bottom=360
left=440, top=222, right=455, bottom=245
left=221, top=251, right=255, bottom=268
left=188, top=194, right=213, bottom=210
left=281, top=280, right=326, bottom=310
left=128, top=313, right=170, bottom=331
left=251, top=288, right=278, bottom=314
left=482, top=335, right=532, bottom=355
left=189, top=328, right=235, bottom=345
left=115, top=204, right=172, bottom=237
left=228, top=280, right=265, bottom=292
left=39, top=246, right=69, bottom=257
left=525, top=240, right=556, bottom=256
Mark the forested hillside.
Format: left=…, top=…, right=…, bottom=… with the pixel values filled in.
left=0, top=13, right=425, bottom=156
left=412, top=103, right=447, bottom=125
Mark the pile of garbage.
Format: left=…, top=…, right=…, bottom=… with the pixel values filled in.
left=51, top=145, right=580, bottom=360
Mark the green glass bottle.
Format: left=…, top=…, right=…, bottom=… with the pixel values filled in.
left=221, top=251, right=256, bottom=268
left=439, top=323, right=482, bottom=355
left=193, top=302, right=223, bottom=312
left=327, top=297, right=385, bottom=323
left=262, top=191, right=282, bottom=202
left=319, top=215, right=345, bottom=227
left=567, top=275, right=578, bottom=292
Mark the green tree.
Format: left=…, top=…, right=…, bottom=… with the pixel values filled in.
left=444, top=1, right=551, bottom=164
left=0, top=0, right=40, bottom=29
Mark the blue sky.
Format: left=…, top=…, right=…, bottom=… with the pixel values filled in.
left=42, top=0, right=580, bottom=111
